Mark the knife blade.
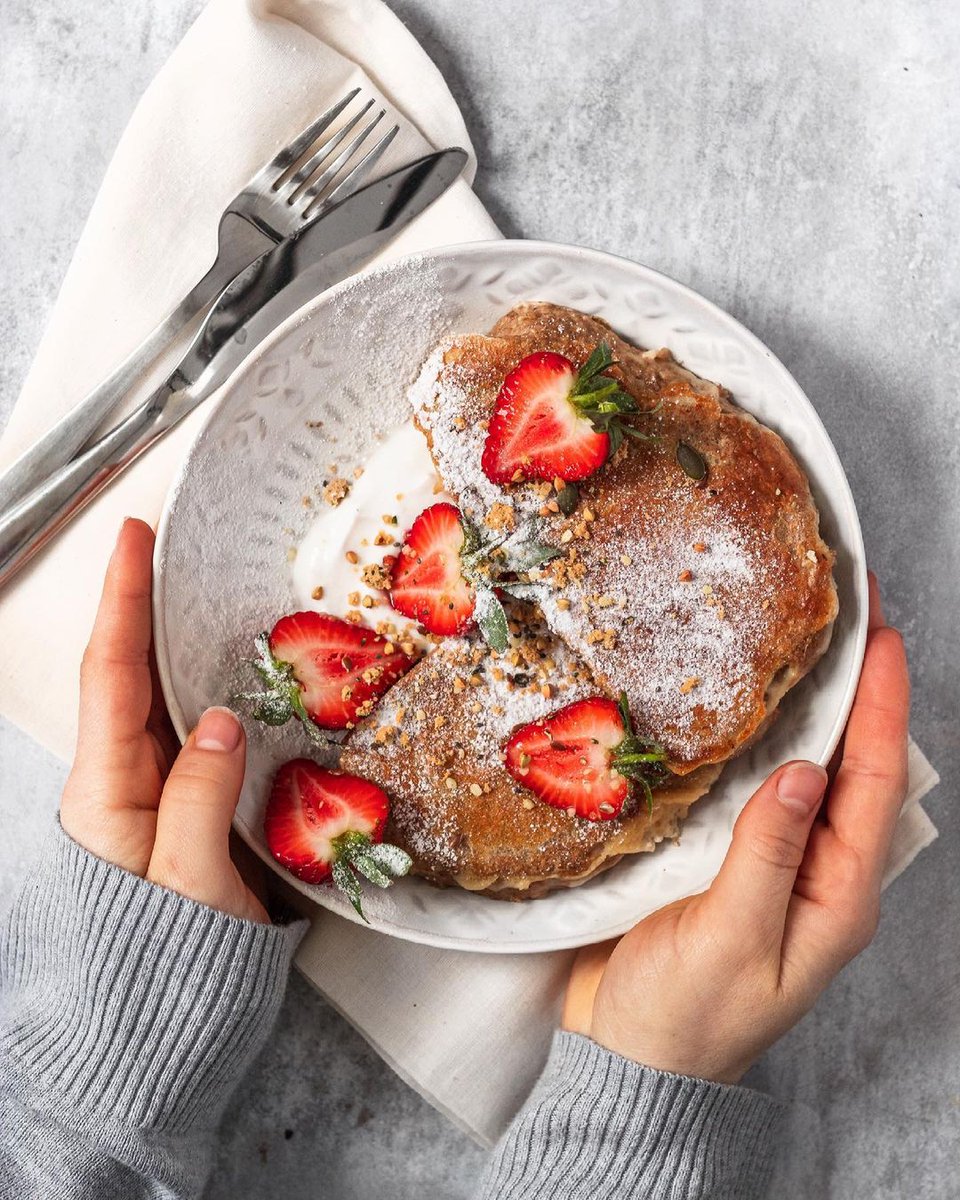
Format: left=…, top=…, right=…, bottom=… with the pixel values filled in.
left=0, top=148, right=468, bottom=588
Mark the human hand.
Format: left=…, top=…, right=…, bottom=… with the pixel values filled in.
left=563, top=573, right=909, bottom=1084
left=60, top=518, right=268, bottom=924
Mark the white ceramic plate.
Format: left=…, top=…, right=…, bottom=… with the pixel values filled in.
left=154, top=240, right=867, bottom=953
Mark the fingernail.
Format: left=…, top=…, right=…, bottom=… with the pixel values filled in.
left=195, top=707, right=243, bottom=752
left=776, top=762, right=828, bottom=813
left=113, top=517, right=133, bottom=551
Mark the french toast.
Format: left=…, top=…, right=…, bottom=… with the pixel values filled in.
left=409, top=302, right=838, bottom=776
left=339, top=630, right=722, bottom=897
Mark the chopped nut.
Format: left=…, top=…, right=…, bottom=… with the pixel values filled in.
left=560, top=529, right=574, bottom=544
left=678, top=569, right=693, bottom=583
left=620, top=554, right=633, bottom=567
left=311, top=585, right=325, bottom=600
left=452, top=416, right=467, bottom=431
left=323, top=477, right=351, bottom=507
left=556, top=597, right=572, bottom=611
left=805, top=549, right=818, bottom=564
left=383, top=642, right=396, bottom=655
left=540, top=683, right=552, bottom=699
left=522, top=797, right=535, bottom=810
left=693, top=542, right=707, bottom=553
left=453, top=676, right=466, bottom=693
left=347, top=590, right=361, bottom=606
left=382, top=513, right=399, bottom=525
left=485, top=502, right=516, bottom=532
left=361, top=595, right=374, bottom=608
left=433, top=714, right=445, bottom=729
left=702, top=584, right=714, bottom=596
left=582, top=508, right=595, bottom=523
left=373, top=530, right=394, bottom=547
left=469, top=782, right=483, bottom=797
left=345, top=549, right=359, bottom=565
left=444, top=776, right=457, bottom=791
left=286, top=547, right=297, bottom=562
left=680, top=676, right=701, bottom=694
left=414, top=708, right=427, bottom=722
left=361, top=562, right=392, bottom=590
left=400, top=641, right=415, bottom=657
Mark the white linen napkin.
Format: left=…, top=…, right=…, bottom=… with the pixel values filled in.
left=0, top=0, right=940, bottom=1150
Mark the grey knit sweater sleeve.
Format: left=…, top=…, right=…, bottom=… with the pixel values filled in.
left=0, top=822, right=306, bottom=1199
left=1, top=823, right=783, bottom=1200
left=476, top=1031, right=784, bottom=1199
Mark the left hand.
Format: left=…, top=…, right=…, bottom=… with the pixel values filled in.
left=60, top=517, right=268, bottom=924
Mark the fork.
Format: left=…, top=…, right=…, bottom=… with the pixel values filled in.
left=0, top=89, right=399, bottom=511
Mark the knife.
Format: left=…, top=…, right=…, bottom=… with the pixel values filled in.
left=0, top=149, right=467, bottom=589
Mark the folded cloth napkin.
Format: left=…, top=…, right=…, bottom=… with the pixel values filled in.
left=0, top=0, right=940, bottom=1150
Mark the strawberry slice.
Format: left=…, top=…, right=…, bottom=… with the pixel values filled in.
left=503, top=694, right=668, bottom=821
left=389, top=502, right=476, bottom=636
left=240, top=611, right=415, bottom=738
left=265, top=759, right=412, bottom=918
left=481, top=342, right=649, bottom=484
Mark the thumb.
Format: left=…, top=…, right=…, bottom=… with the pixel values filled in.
left=704, top=760, right=828, bottom=955
left=147, top=707, right=247, bottom=907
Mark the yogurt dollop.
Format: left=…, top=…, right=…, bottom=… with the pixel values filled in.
left=291, top=422, right=453, bottom=639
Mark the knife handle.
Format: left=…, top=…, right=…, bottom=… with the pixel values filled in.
left=0, top=382, right=178, bottom=590
left=0, top=214, right=270, bottom=514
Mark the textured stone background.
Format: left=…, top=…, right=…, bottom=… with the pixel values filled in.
left=1, top=1, right=957, bottom=1196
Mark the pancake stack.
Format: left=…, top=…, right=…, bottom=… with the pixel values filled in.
left=340, top=302, right=837, bottom=898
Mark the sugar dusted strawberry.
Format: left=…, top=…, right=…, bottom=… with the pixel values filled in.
left=389, top=502, right=476, bottom=636
left=239, top=611, right=415, bottom=739
left=265, top=759, right=411, bottom=918
left=481, top=342, right=651, bottom=484
left=504, top=693, right=668, bottom=821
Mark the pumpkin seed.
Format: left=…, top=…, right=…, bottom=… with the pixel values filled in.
left=676, top=441, right=708, bottom=482
left=556, top=482, right=579, bottom=515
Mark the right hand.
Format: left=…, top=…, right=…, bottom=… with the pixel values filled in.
left=564, top=573, right=910, bottom=1084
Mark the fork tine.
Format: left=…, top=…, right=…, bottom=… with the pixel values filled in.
left=318, top=125, right=401, bottom=211
left=281, top=99, right=376, bottom=197
left=296, top=111, right=385, bottom=213
left=254, top=88, right=361, bottom=183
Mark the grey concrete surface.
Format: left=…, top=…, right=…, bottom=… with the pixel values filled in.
left=1, top=0, right=957, bottom=1197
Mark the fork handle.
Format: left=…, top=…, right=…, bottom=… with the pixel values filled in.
left=0, top=214, right=271, bottom=514
left=0, top=379, right=179, bottom=589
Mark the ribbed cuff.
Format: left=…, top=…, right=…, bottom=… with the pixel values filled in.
left=477, top=1031, right=784, bottom=1200
left=0, top=822, right=307, bottom=1134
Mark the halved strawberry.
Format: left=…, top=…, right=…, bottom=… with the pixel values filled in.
left=239, top=611, right=415, bottom=738
left=265, top=759, right=411, bottom=918
left=481, top=342, right=649, bottom=484
left=389, top=502, right=476, bottom=636
left=503, top=694, right=668, bottom=821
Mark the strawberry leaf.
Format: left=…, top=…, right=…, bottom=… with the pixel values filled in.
left=234, top=632, right=329, bottom=746
left=502, top=538, right=562, bottom=574
left=332, top=860, right=367, bottom=921
left=349, top=852, right=394, bottom=889
left=613, top=691, right=669, bottom=814
left=475, top=586, right=510, bottom=653
left=363, top=843, right=414, bottom=877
